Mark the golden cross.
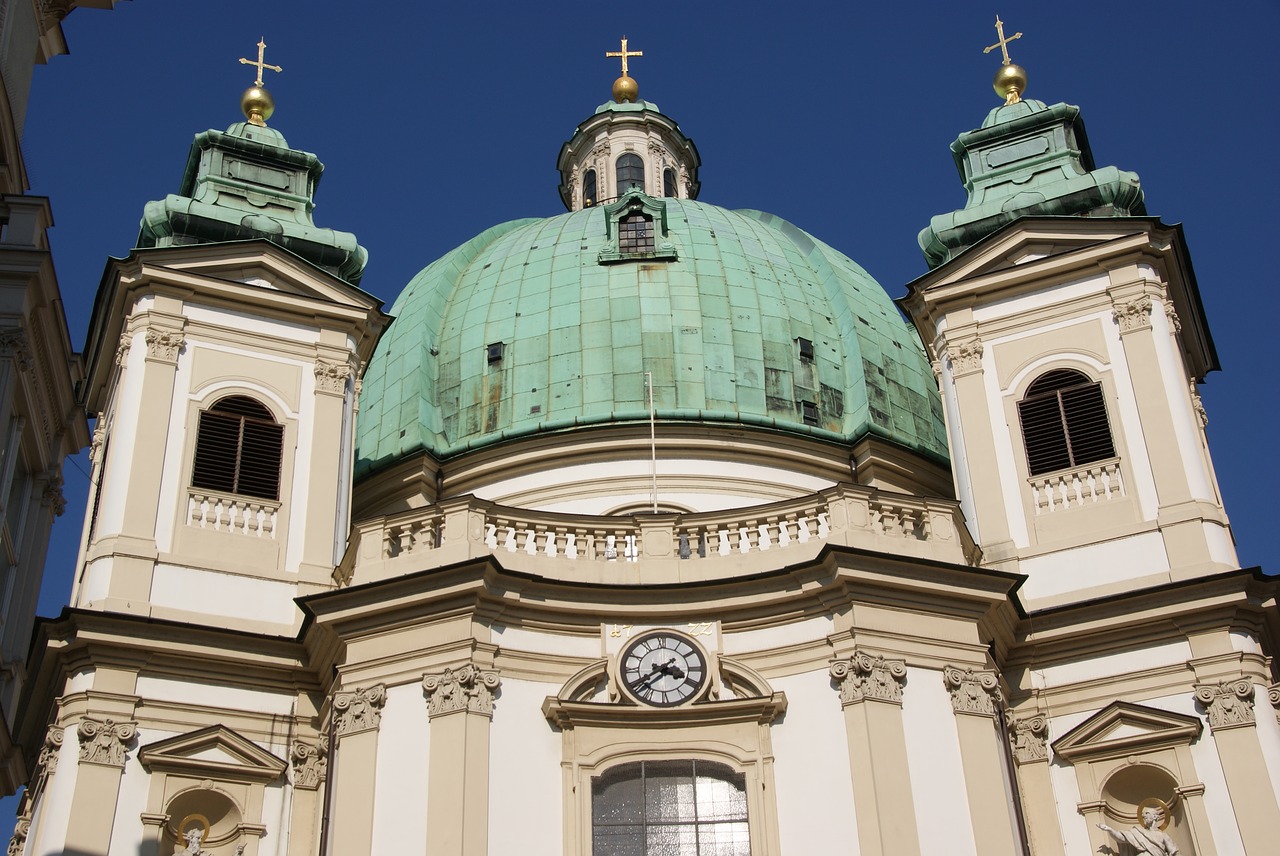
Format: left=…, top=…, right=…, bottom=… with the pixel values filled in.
left=982, top=16, right=1022, bottom=65
left=606, top=36, right=643, bottom=77
left=239, top=38, right=282, bottom=87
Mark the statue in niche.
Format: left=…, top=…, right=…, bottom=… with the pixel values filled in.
left=174, top=825, right=209, bottom=856
left=1097, top=800, right=1179, bottom=855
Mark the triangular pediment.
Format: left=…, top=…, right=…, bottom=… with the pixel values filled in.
left=139, top=725, right=286, bottom=783
left=1052, top=701, right=1202, bottom=762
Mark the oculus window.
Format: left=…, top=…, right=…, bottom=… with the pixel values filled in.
left=191, top=395, right=284, bottom=500
left=1017, top=368, right=1115, bottom=476
left=592, top=760, right=750, bottom=856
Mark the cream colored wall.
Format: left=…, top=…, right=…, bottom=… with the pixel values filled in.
left=761, top=670, right=859, bottom=852
left=107, top=735, right=155, bottom=856
left=26, top=727, right=79, bottom=855
left=901, top=666, right=978, bottom=856
left=487, top=677, right=563, bottom=856
left=369, top=682, right=430, bottom=853
left=148, top=563, right=299, bottom=629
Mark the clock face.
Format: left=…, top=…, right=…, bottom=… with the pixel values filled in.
left=620, top=631, right=708, bottom=707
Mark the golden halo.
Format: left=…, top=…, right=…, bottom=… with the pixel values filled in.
left=176, top=812, right=211, bottom=839
left=1136, top=797, right=1171, bottom=830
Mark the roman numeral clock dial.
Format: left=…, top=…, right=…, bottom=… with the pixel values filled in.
left=619, top=631, right=708, bottom=706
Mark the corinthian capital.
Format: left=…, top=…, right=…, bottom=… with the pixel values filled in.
left=77, top=717, right=137, bottom=767
left=829, top=651, right=907, bottom=706
left=1194, top=679, right=1255, bottom=731
left=144, top=327, right=185, bottom=362
left=1112, top=296, right=1153, bottom=333
left=314, top=359, right=353, bottom=395
left=332, top=684, right=386, bottom=737
left=943, top=666, right=1001, bottom=717
left=1008, top=713, right=1048, bottom=764
left=422, top=664, right=501, bottom=718
left=945, top=337, right=984, bottom=376
left=291, top=736, right=328, bottom=789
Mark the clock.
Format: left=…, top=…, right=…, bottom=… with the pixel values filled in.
left=619, top=630, right=708, bottom=707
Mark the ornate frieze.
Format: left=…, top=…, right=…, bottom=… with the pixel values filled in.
left=41, top=468, right=66, bottom=516
left=943, top=666, right=1001, bottom=717
left=422, top=664, right=501, bottom=718
left=144, top=328, right=186, bottom=362
left=946, top=337, right=984, bottom=376
left=5, top=818, right=28, bottom=856
left=0, top=329, right=31, bottom=373
left=1008, top=713, right=1048, bottom=763
left=313, top=359, right=352, bottom=395
left=1194, top=679, right=1255, bottom=730
left=291, top=737, right=328, bottom=789
left=77, top=717, right=137, bottom=767
left=1112, top=296, right=1153, bottom=333
left=829, top=651, right=907, bottom=706
left=332, top=685, right=386, bottom=737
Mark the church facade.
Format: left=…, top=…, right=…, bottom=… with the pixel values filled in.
left=7, top=35, right=1280, bottom=856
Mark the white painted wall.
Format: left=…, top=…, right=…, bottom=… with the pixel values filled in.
left=491, top=623, right=600, bottom=659
left=721, top=616, right=832, bottom=655
left=135, top=675, right=295, bottom=715
left=149, top=563, right=299, bottom=626
left=770, top=670, right=859, bottom=852
left=1018, top=531, right=1170, bottom=601
left=370, top=682, right=430, bottom=854
left=28, top=725, right=80, bottom=856
left=107, top=728, right=166, bottom=856
left=902, top=666, right=977, bottom=856
left=1156, top=692, right=1247, bottom=856
left=488, top=677, right=563, bottom=856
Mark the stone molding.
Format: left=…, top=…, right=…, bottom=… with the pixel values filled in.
left=290, top=737, right=328, bottom=789
left=5, top=817, right=28, bottom=856
left=1194, top=679, right=1255, bottom=731
left=423, top=664, right=501, bottom=718
left=945, top=337, right=984, bottom=376
left=332, top=685, right=386, bottom=737
left=35, top=725, right=64, bottom=785
left=77, top=717, right=137, bottom=767
left=0, top=328, right=31, bottom=372
left=943, top=666, right=1001, bottom=717
left=114, top=333, right=131, bottom=367
left=144, top=328, right=185, bottom=363
left=1112, top=296, right=1153, bottom=334
left=1269, top=683, right=1280, bottom=726
left=89, top=416, right=107, bottom=466
left=313, top=359, right=352, bottom=396
left=1163, top=299, right=1182, bottom=333
left=829, top=651, right=907, bottom=706
left=1190, top=383, right=1208, bottom=428
left=1008, top=713, right=1048, bottom=764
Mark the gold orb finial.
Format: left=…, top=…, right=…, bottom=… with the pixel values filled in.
left=612, top=75, right=639, bottom=103
left=982, top=16, right=1026, bottom=104
left=237, top=38, right=282, bottom=126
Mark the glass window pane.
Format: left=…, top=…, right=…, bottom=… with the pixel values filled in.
left=594, top=765, right=645, bottom=824
left=645, top=761, right=696, bottom=823
left=593, top=824, right=645, bottom=856
left=698, top=822, right=752, bottom=855
left=647, top=823, right=699, bottom=856
left=695, top=773, right=748, bottom=820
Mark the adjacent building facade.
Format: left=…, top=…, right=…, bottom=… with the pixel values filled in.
left=6, top=45, right=1280, bottom=856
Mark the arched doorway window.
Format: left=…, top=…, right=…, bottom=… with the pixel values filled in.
left=616, top=153, right=645, bottom=194
left=1017, top=368, right=1115, bottom=475
left=191, top=395, right=284, bottom=500
left=663, top=167, right=677, bottom=197
left=583, top=168, right=598, bottom=207
left=592, top=760, right=750, bottom=855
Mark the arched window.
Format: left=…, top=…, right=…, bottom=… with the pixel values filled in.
left=592, top=760, right=750, bottom=855
left=618, top=213, right=655, bottom=255
left=1017, top=369, right=1115, bottom=476
left=583, top=169, right=597, bottom=208
left=191, top=396, right=284, bottom=500
left=616, top=153, right=645, bottom=194
left=663, top=167, right=677, bottom=198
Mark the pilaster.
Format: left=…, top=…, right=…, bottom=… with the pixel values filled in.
left=326, top=684, right=386, bottom=856
left=286, top=736, right=327, bottom=856
left=943, top=666, right=1019, bottom=856
left=828, top=651, right=919, bottom=856
left=1192, top=680, right=1280, bottom=850
left=63, top=716, right=137, bottom=853
left=298, top=354, right=354, bottom=589
left=1007, top=711, right=1065, bottom=856
left=422, top=663, right=501, bottom=856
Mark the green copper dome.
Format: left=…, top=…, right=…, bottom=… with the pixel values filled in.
left=355, top=197, right=946, bottom=475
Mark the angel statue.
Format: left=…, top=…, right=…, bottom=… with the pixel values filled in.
left=176, top=826, right=208, bottom=856
left=1097, top=801, right=1179, bottom=855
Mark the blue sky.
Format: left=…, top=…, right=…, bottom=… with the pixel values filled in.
left=21, top=0, right=1280, bottom=625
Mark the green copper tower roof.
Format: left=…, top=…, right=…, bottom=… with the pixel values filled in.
left=138, top=121, right=368, bottom=285
left=919, top=98, right=1146, bottom=269
left=355, top=196, right=947, bottom=475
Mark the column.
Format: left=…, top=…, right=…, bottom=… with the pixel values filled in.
left=286, top=736, right=328, bottom=856
left=326, top=684, right=386, bottom=855
left=943, top=667, right=1019, bottom=856
left=298, top=355, right=353, bottom=591
left=1194, top=680, right=1280, bottom=851
left=63, top=717, right=138, bottom=854
left=1008, top=713, right=1064, bottom=856
left=829, top=651, right=920, bottom=856
left=422, top=663, right=501, bottom=856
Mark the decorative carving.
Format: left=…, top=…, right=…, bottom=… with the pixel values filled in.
left=0, top=329, right=31, bottom=372
left=1269, top=683, right=1280, bottom=725
left=41, top=468, right=66, bottom=516
left=1112, top=296, right=1153, bottom=333
left=1097, top=798, right=1180, bottom=856
left=946, top=337, right=984, bottom=375
left=314, top=359, right=352, bottom=395
left=422, top=664, right=501, bottom=718
left=1189, top=383, right=1208, bottom=428
left=332, top=685, right=386, bottom=736
left=1008, top=713, right=1048, bottom=763
left=89, top=415, right=107, bottom=466
left=943, top=666, right=1001, bottom=716
left=144, top=328, right=185, bottom=362
left=291, top=737, right=328, bottom=789
left=1194, top=679, right=1255, bottom=730
left=1163, top=299, right=1182, bottom=333
left=115, top=333, right=132, bottom=367
left=6, top=818, right=28, bottom=856
left=829, top=651, right=907, bottom=705
left=35, top=725, right=64, bottom=784
left=76, top=717, right=137, bottom=767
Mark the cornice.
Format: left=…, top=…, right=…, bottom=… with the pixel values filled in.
left=542, top=692, right=786, bottom=730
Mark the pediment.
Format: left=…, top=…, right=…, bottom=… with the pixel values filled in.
left=1052, top=701, right=1202, bottom=762
left=139, top=725, right=286, bottom=783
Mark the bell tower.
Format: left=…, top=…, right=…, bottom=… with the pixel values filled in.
left=72, top=56, right=389, bottom=634
left=901, top=45, right=1234, bottom=611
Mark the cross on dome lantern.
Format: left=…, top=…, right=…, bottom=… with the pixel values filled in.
left=606, top=36, right=644, bottom=103
left=238, top=37, right=283, bottom=126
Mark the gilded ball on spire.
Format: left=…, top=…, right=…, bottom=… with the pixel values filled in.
left=612, top=75, right=639, bottom=103
left=992, top=62, right=1027, bottom=105
left=241, top=85, right=276, bottom=126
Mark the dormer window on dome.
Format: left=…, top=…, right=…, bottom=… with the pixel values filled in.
left=598, top=190, right=677, bottom=264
